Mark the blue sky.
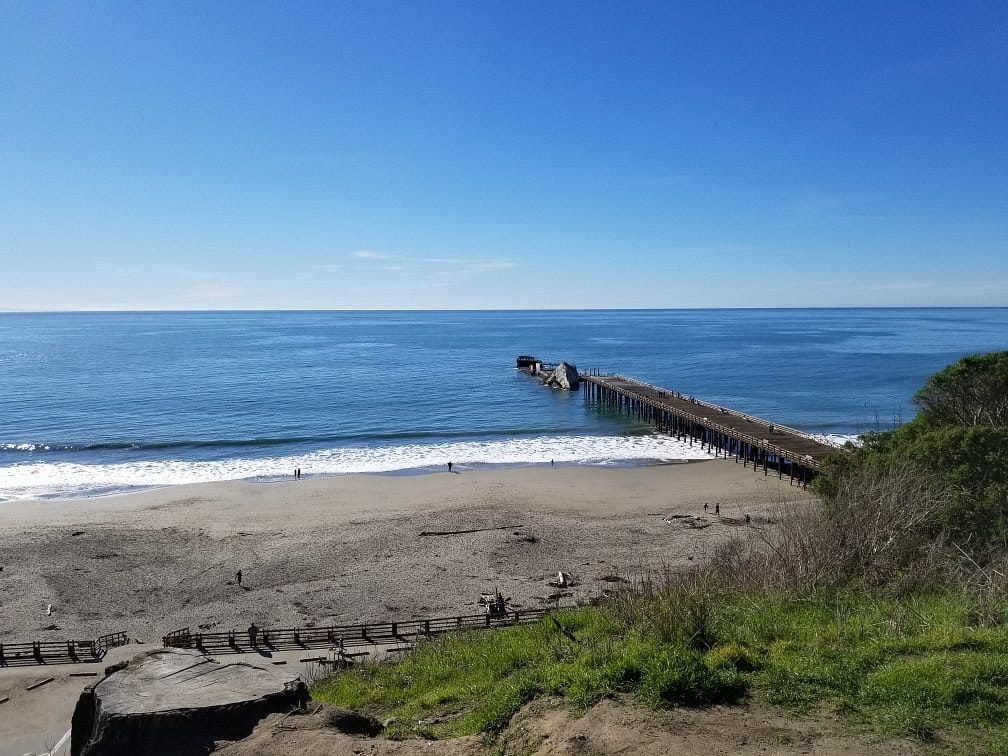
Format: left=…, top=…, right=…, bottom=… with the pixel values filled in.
left=1, top=1, right=1005, bottom=310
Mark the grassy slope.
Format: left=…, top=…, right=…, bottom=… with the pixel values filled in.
left=312, top=594, right=1008, bottom=753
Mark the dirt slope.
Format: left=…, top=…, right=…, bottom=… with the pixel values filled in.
left=213, top=698, right=926, bottom=755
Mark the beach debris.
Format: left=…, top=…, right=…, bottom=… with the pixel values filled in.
left=420, top=523, right=523, bottom=537
left=600, top=574, right=629, bottom=583
left=661, top=514, right=711, bottom=529
left=26, top=676, right=54, bottom=691
left=548, top=571, right=578, bottom=588
left=71, top=530, right=84, bottom=536
left=479, top=589, right=510, bottom=616
left=46, top=603, right=52, bottom=616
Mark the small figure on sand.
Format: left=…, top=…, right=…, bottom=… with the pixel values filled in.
left=248, top=622, right=258, bottom=647
left=447, top=461, right=453, bottom=473
left=235, top=569, right=242, bottom=587
left=714, top=503, right=720, bottom=516
left=703, top=502, right=708, bottom=513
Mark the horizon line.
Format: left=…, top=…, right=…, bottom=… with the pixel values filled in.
left=1, top=305, right=1007, bottom=315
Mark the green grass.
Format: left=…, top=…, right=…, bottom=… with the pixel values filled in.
left=311, top=593, right=1008, bottom=752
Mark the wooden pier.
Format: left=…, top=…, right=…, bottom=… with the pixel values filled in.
left=581, top=372, right=839, bottom=487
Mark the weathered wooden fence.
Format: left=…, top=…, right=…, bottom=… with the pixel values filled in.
left=0, top=631, right=129, bottom=667
left=163, top=608, right=554, bottom=655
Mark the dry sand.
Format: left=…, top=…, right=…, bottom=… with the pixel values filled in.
left=0, top=460, right=811, bottom=756
left=0, top=460, right=803, bottom=644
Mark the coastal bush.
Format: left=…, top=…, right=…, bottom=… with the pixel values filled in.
left=912, top=351, right=1008, bottom=429
left=817, top=351, right=1008, bottom=560
left=709, top=457, right=953, bottom=594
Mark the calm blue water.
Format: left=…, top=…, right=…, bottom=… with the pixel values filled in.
left=1, top=309, right=1006, bottom=500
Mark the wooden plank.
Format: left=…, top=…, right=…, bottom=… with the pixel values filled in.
left=26, top=677, right=54, bottom=691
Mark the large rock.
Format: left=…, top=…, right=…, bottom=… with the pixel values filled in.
left=70, top=647, right=308, bottom=756
left=543, top=362, right=580, bottom=390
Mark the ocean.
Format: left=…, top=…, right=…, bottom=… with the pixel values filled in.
left=1, top=308, right=1006, bottom=500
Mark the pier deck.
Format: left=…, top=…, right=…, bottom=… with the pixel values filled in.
left=581, top=373, right=840, bottom=486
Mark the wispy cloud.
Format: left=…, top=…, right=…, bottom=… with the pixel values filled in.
left=772, top=191, right=888, bottom=229
left=95, top=263, right=140, bottom=276
left=184, top=281, right=255, bottom=301
left=347, top=249, right=518, bottom=281
left=865, top=282, right=932, bottom=291
left=417, top=257, right=518, bottom=278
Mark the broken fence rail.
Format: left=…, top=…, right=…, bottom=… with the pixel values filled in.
left=0, top=631, right=129, bottom=667
left=162, top=608, right=554, bottom=654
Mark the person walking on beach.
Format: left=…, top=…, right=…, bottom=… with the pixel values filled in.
left=235, top=569, right=242, bottom=587
left=248, top=622, right=258, bottom=647
left=714, top=503, right=720, bottom=516
left=447, top=461, right=453, bottom=473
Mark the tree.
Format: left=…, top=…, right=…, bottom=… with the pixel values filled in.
left=913, top=351, right=1008, bottom=428
left=816, top=352, right=1008, bottom=557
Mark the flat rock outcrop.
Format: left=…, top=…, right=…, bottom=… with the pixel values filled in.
left=70, top=647, right=308, bottom=756
left=543, top=362, right=580, bottom=390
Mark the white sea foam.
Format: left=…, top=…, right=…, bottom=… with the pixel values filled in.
left=0, top=434, right=715, bottom=500
left=810, top=433, right=862, bottom=448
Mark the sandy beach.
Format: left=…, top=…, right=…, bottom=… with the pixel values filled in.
left=0, top=461, right=810, bottom=754
left=0, top=460, right=807, bottom=646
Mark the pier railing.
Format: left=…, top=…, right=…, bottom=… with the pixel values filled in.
left=581, top=372, right=836, bottom=480
left=610, top=373, right=838, bottom=448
